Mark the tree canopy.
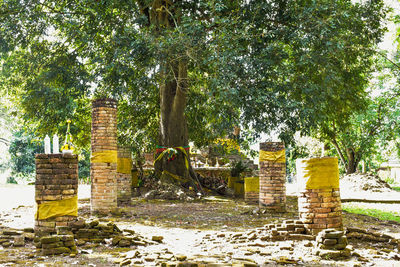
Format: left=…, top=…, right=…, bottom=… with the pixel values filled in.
left=0, top=0, right=388, bottom=178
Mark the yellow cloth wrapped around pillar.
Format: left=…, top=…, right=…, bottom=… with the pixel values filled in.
left=91, top=150, right=117, bottom=163
left=244, top=177, right=259, bottom=192
left=234, top=180, right=244, bottom=197
left=132, top=169, right=139, bottom=187
left=228, top=176, right=239, bottom=188
left=117, top=158, right=132, bottom=174
left=296, top=157, right=339, bottom=190
left=36, top=196, right=78, bottom=220
left=259, top=149, right=285, bottom=163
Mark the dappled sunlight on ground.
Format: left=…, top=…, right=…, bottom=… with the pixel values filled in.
left=0, top=184, right=399, bottom=266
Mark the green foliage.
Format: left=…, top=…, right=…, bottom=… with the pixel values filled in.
left=384, top=176, right=395, bottom=185
left=78, top=148, right=90, bottom=183
left=0, top=44, right=92, bottom=148
left=230, top=160, right=249, bottom=177
left=342, top=204, right=400, bottom=223
left=317, top=53, right=400, bottom=173
left=0, top=110, right=11, bottom=171
left=8, top=129, right=43, bottom=176
left=0, top=0, right=388, bottom=155
left=286, top=145, right=310, bottom=176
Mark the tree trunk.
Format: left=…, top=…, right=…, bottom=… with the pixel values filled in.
left=331, top=137, right=360, bottom=175
left=141, top=1, right=200, bottom=189
left=345, top=148, right=360, bottom=174
left=155, top=60, right=193, bottom=181
left=331, top=138, right=347, bottom=170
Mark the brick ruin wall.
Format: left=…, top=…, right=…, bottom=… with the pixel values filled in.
left=35, top=154, right=78, bottom=235
left=90, top=99, right=118, bottom=213
left=297, top=157, right=343, bottom=235
left=117, top=146, right=132, bottom=206
left=259, top=142, right=286, bottom=212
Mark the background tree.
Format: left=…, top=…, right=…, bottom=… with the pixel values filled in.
left=0, top=0, right=387, bottom=183
left=318, top=84, right=400, bottom=174
left=8, top=129, right=43, bottom=181
left=313, top=8, right=400, bottom=175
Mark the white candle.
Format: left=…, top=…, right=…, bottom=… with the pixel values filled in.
left=44, top=135, right=51, bottom=154
left=53, top=134, right=59, bottom=154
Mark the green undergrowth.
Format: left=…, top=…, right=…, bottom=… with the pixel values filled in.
left=392, top=187, right=400, bottom=192
left=342, top=205, right=400, bottom=223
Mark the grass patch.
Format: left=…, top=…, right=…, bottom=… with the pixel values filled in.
left=392, top=187, right=400, bottom=192
left=343, top=205, right=400, bottom=223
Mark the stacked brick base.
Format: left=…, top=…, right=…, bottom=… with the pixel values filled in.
left=298, top=188, right=342, bottom=235
left=316, top=229, right=348, bottom=250
left=35, top=154, right=78, bottom=235
left=91, top=99, right=118, bottom=214
left=36, top=232, right=77, bottom=256
left=259, top=142, right=286, bottom=212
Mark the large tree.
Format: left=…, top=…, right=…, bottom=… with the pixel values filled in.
left=315, top=8, right=400, bottom=174
left=0, top=0, right=387, bottom=182
left=319, top=82, right=400, bottom=174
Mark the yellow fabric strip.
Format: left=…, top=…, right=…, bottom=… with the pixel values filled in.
left=296, top=157, right=339, bottom=189
left=245, top=177, right=259, bottom=192
left=131, top=170, right=139, bottom=187
left=154, top=150, right=165, bottom=163
left=117, top=158, right=132, bottom=174
left=154, top=147, right=189, bottom=169
left=228, top=176, right=240, bottom=188
left=36, top=196, right=78, bottom=220
left=234, top=181, right=244, bottom=196
left=91, top=150, right=117, bottom=164
left=259, top=149, right=285, bottom=163
left=176, top=147, right=189, bottom=169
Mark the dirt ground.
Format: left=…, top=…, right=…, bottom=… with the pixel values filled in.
left=0, top=184, right=400, bottom=266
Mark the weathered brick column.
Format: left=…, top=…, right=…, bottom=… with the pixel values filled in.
left=296, top=157, right=343, bottom=235
left=35, top=154, right=78, bottom=235
left=132, top=165, right=139, bottom=189
left=244, top=177, right=259, bottom=204
left=91, top=99, right=118, bottom=214
left=259, top=142, right=286, bottom=212
left=117, top=146, right=132, bottom=206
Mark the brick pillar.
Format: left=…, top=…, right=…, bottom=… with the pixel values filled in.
left=297, top=157, right=343, bottom=235
left=259, top=142, right=286, bottom=212
left=244, top=177, right=259, bottom=204
left=132, top=165, right=139, bottom=189
left=35, top=154, right=78, bottom=235
left=91, top=99, right=118, bottom=214
left=117, top=146, right=132, bottom=206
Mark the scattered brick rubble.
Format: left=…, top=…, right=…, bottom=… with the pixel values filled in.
left=69, top=219, right=152, bottom=248
left=35, top=233, right=77, bottom=256
left=264, top=220, right=315, bottom=241
left=0, top=218, right=155, bottom=255
left=314, top=228, right=352, bottom=260
left=201, top=220, right=315, bottom=245
left=346, top=227, right=400, bottom=246
left=1, top=221, right=400, bottom=265
left=316, top=228, right=348, bottom=250
left=0, top=228, right=34, bottom=248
